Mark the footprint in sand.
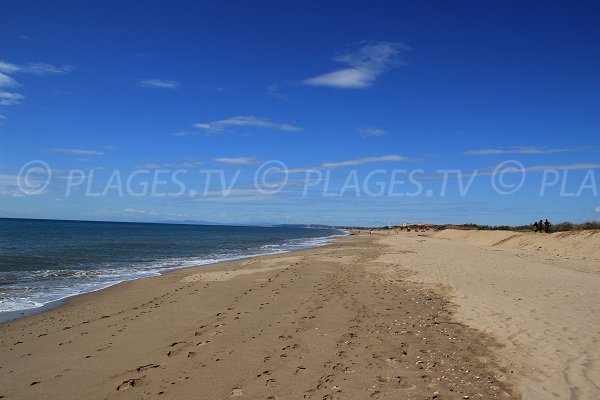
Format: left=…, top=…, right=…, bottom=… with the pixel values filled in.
left=265, top=378, right=276, bottom=387
left=116, top=377, right=144, bottom=391
left=166, top=342, right=189, bottom=357
left=136, top=363, right=160, bottom=372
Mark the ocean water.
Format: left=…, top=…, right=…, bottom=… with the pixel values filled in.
left=0, top=218, right=343, bottom=315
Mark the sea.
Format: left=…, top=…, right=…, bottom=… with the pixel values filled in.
left=0, top=218, right=343, bottom=317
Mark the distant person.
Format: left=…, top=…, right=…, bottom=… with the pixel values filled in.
left=539, top=220, right=544, bottom=233
left=533, top=221, right=539, bottom=232
left=544, top=219, right=551, bottom=233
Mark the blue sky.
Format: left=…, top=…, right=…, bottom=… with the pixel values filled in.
left=1, top=1, right=599, bottom=226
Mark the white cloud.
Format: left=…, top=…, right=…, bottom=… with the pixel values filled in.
left=305, top=68, right=375, bottom=89
left=595, top=206, right=600, bottom=214
left=0, top=72, right=19, bottom=88
left=321, top=155, right=409, bottom=168
left=48, top=148, right=104, bottom=156
left=139, top=79, right=179, bottom=89
left=0, top=60, right=71, bottom=123
left=0, top=91, right=24, bottom=106
left=463, top=146, right=600, bottom=156
left=0, top=60, right=71, bottom=75
left=357, top=127, right=387, bottom=137
left=215, top=157, right=259, bottom=165
left=192, top=116, right=301, bottom=134
left=304, top=42, right=407, bottom=89
left=0, top=61, right=24, bottom=74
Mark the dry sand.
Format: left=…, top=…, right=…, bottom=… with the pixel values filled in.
left=376, top=229, right=600, bottom=399
left=0, top=234, right=518, bottom=400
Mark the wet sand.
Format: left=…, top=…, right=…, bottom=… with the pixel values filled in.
left=0, top=233, right=517, bottom=399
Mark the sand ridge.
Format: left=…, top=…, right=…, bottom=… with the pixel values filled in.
left=432, top=229, right=600, bottom=261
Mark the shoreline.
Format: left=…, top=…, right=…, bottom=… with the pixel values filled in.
left=0, top=232, right=518, bottom=399
left=0, top=231, right=346, bottom=324
left=2, top=229, right=598, bottom=398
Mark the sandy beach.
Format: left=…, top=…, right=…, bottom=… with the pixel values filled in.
left=378, top=229, right=600, bottom=399
left=1, top=230, right=599, bottom=399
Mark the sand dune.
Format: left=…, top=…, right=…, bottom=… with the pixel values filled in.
left=377, top=230, right=600, bottom=399
left=433, top=229, right=600, bottom=261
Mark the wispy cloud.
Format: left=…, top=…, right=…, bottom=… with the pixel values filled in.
left=134, top=161, right=202, bottom=169
left=463, top=146, right=600, bottom=156
left=0, top=60, right=72, bottom=75
left=0, top=172, right=46, bottom=197
left=267, top=84, right=289, bottom=100
left=0, top=72, right=19, bottom=88
left=0, top=60, right=72, bottom=122
left=357, top=127, right=387, bottom=137
left=320, top=155, right=409, bottom=168
left=524, top=163, right=600, bottom=172
left=192, top=116, right=301, bottom=134
left=192, top=188, right=276, bottom=203
left=123, top=208, right=159, bottom=216
left=438, top=162, right=600, bottom=180
left=48, top=148, right=104, bottom=156
left=134, top=163, right=163, bottom=169
left=139, top=79, right=179, bottom=89
left=0, top=173, right=19, bottom=197
left=0, top=91, right=25, bottom=106
left=303, top=42, right=407, bottom=89
left=167, top=212, right=189, bottom=218
left=215, top=157, right=259, bottom=165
